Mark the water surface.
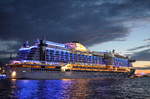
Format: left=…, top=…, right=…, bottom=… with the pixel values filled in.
left=0, top=78, right=150, bottom=99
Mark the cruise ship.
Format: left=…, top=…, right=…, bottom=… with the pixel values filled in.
left=6, top=40, right=135, bottom=79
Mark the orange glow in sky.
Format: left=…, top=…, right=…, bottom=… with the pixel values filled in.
left=133, top=61, right=150, bottom=75
left=135, top=70, right=150, bottom=75
left=133, top=61, right=150, bottom=67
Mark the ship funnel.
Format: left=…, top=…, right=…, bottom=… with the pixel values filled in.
left=39, top=40, right=47, bottom=47
left=39, top=40, right=47, bottom=61
left=112, top=49, right=115, bottom=53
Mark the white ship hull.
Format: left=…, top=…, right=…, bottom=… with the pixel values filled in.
left=6, top=67, right=134, bottom=79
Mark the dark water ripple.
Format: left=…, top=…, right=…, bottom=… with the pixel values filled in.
left=0, top=77, right=150, bottom=99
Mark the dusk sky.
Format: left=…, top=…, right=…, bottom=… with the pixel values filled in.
left=0, top=0, right=150, bottom=66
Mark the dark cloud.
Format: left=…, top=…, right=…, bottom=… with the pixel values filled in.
left=1, top=0, right=150, bottom=62
left=0, top=39, right=19, bottom=63
left=128, top=44, right=150, bottom=51
left=144, top=38, right=150, bottom=42
left=128, top=42, right=150, bottom=61
left=1, top=0, right=150, bottom=45
left=132, top=49, right=150, bottom=61
left=0, top=0, right=128, bottom=45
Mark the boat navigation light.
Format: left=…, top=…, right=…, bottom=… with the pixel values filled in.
left=11, top=71, right=16, bottom=78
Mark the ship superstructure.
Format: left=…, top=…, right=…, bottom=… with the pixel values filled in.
left=6, top=40, right=135, bottom=79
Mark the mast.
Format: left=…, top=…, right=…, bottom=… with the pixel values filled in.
left=10, top=53, right=13, bottom=60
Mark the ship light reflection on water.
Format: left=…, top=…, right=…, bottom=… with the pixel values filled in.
left=15, top=80, right=39, bottom=99
left=13, top=80, right=75, bottom=99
